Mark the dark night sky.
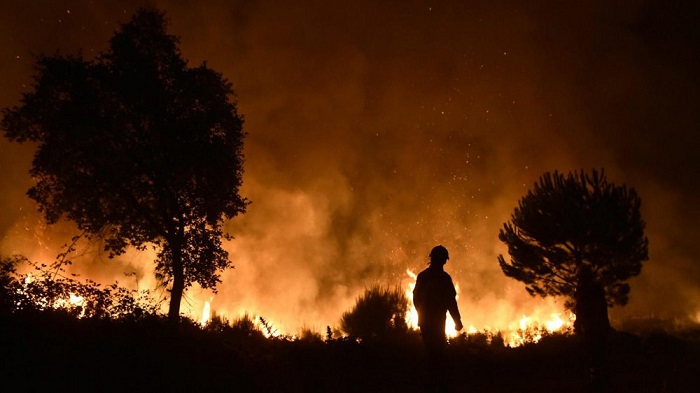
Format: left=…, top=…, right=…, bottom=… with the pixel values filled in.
left=1, top=1, right=699, bottom=332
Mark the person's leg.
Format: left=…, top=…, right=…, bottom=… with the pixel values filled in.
left=422, top=327, right=448, bottom=392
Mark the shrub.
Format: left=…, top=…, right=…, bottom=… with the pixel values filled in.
left=340, top=285, right=409, bottom=341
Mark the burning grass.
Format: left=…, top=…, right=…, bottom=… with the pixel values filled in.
left=2, top=255, right=699, bottom=392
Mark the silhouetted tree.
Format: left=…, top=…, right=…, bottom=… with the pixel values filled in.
left=340, top=286, right=409, bottom=340
left=1, top=8, right=247, bottom=324
left=497, top=169, right=648, bottom=307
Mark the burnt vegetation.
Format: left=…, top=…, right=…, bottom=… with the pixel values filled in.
left=1, top=261, right=698, bottom=392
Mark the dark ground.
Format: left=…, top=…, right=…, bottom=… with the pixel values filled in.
left=1, top=311, right=698, bottom=393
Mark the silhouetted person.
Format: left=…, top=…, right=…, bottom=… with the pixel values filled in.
left=413, top=245, right=463, bottom=392
left=574, top=264, right=610, bottom=391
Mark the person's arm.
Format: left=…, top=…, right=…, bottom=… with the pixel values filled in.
left=447, top=299, right=463, bottom=331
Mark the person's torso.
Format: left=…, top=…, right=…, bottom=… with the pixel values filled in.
left=416, top=268, right=455, bottom=318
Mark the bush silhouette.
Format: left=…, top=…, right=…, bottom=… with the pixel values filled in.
left=340, top=285, right=409, bottom=341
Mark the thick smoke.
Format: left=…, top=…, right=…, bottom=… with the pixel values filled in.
left=1, top=1, right=699, bottom=333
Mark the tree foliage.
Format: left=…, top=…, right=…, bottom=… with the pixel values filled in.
left=340, top=285, right=409, bottom=340
left=497, top=169, right=648, bottom=307
left=1, top=8, right=247, bottom=322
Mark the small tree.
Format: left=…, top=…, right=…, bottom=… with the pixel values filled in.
left=1, top=8, right=247, bottom=323
left=340, top=285, right=409, bottom=340
left=497, top=169, right=648, bottom=307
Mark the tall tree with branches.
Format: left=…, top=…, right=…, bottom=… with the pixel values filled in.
left=1, top=8, right=248, bottom=324
left=497, top=169, right=648, bottom=308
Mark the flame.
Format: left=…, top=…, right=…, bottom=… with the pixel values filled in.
left=16, top=257, right=573, bottom=345
left=545, top=313, right=566, bottom=331
left=405, top=269, right=419, bottom=328
left=51, top=292, right=84, bottom=309
left=200, top=297, right=213, bottom=326
left=502, top=312, right=575, bottom=347
left=404, top=269, right=574, bottom=346
left=18, top=273, right=86, bottom=317
left=68, top=292, right=85, bottom=307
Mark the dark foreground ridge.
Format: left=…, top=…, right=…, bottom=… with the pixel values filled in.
left=2, top=310, right=698, bottom=393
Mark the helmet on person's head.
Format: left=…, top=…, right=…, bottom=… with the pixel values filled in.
left=429, top=245, right=449, bottom=262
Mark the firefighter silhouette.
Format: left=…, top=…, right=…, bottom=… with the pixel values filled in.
left=413, top=245, right=463, bottom=391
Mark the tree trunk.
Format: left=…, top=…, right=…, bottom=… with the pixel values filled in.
left=167, top=244, right=185, bottom=325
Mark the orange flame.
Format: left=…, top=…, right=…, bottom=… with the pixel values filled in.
left=404, top=269, right=574, bottom=346
left=200, top=297, right=213, bottom=326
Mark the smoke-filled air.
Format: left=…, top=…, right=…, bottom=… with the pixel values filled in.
left=1, top=1, right=699, bottom=336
